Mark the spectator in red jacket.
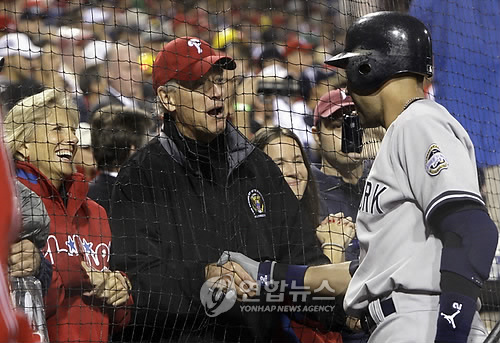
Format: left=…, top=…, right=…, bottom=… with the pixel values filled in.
left=3, top=88, right=133, bottom=343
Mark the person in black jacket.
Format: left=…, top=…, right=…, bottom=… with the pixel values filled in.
left=88, top=104, right=153, bottom=215
left=109, top=36, right=330, bottom=342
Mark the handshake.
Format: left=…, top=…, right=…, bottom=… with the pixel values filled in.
left=206, top=250, right=357, bottom=302
left=207, top=212, right=357, bottom=300
left=217, top=251, right=309, bottom=291
left=203, top=251, right=309, bottom=301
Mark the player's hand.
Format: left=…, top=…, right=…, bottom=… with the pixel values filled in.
left=81, top=261, right=131, bottom=307
left=316, top=213, right=356, bottom=263
left=8, top=239, right=41, bottom=277
left=206, top=259, right=257, bottom=300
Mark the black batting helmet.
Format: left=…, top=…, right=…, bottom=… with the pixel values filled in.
left=325, top=11, right=433, bottom=94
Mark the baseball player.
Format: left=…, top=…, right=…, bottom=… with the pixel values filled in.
left=220, top=11, right=498, bottom=343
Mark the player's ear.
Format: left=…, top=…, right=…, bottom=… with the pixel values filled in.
left=157, top=86, right=176, bottom=112
left=312, top=126, right=321, bottom=147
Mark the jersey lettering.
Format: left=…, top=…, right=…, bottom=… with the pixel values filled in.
left=359, top=181, right=387, bottom=214
left=45, top=234, right=111, bottom=271
left=371, top=184, right=387, bottom=214
left=360, top=182, right=372, bottom=213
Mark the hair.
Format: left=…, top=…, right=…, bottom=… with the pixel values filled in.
left=4, top=88, right=79, bottom=156
left=90, top=104, right=153, bottom=170
left=252, top=127, right=320, bottom=228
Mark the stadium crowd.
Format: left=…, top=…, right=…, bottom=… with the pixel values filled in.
left=0, top=0, right=499, bottom=342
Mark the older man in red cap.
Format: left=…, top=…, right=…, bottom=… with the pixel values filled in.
left=109, top=36, right=329, bottom=343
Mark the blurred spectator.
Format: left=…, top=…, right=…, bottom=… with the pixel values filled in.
left=0, top=14, right=16, bottom=37
left=257, top=64, right=314, bottom=149
left=257, top=44, right=286, bottom=73
left=81, top=6, right=114, bottom=42
left=17, top=0, right=50, bottom=45
left=79, top=63, right=114, bottom=117
left=88, top=104, right=153, bottom=214
left=284, top=37, right=314, bottom=78
left=4, top=88, right=133, bottom=343
left=103, top=42, right=144, bottom=109
left=0, top=32, right=44, bottom=88
left=118, top=8, right=149, bottom=43
left=140, top=26, right=169, bottom=55
left=300, top=65, right=340, bottom=119
left=0, top=31, right=68, bottom=93
left=137, top=30, right=165, bottom=110
left=80, top=41, right=145, bottom=114
left=172, top=9, right=210, bottom=42
left=213, top=28, right=252, bottom=77
left=83, top=40, right=110, bottom=69
left=73, top=122, right=97, bottom=182
left=229, top=74, right=264, bottom=139
left=55, top=26, right=93, bottom=93
left=212, top=28, right=258, bottom=139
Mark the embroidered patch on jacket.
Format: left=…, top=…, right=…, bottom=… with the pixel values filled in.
left=425, top=144, right=449, bottom=176
left=247, top=189, right=266, bottom=218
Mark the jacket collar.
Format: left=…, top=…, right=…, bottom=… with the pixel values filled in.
left=15, top=160, right=88, bottom=217
left=159, top=121, right=255, bottom=175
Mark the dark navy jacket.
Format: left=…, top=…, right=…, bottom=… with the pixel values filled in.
left=110, top=121, right=328, bottom=342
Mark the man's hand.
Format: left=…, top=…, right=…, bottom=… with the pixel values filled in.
left=9, top=239, right=41, bottom=277
left=81, top=261, right=131, bottom=307
left=205, top=261, right=257, bottom=300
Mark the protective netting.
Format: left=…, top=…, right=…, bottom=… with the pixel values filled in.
left=1, top=0, right=499, bottom=342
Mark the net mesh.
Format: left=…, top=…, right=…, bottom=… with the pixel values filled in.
left=1, top=0, right=499, bottom=342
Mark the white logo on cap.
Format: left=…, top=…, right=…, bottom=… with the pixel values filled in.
left=340, top=89, right=347, bottom=100
left=188, top=38, right=203, bottom=54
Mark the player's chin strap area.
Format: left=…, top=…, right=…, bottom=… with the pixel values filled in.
left=432, top=204, right=498, bottom=343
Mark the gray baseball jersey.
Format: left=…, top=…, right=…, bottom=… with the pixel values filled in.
left=344, top=99, right=484, bottom=315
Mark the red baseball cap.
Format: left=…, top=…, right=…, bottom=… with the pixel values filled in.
left=152, top=36, right=236, bottom=93
left=314, top=89, right=355, bottom=126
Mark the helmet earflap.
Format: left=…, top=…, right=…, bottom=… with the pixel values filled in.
left=346, top=52, right=391, bottom=94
